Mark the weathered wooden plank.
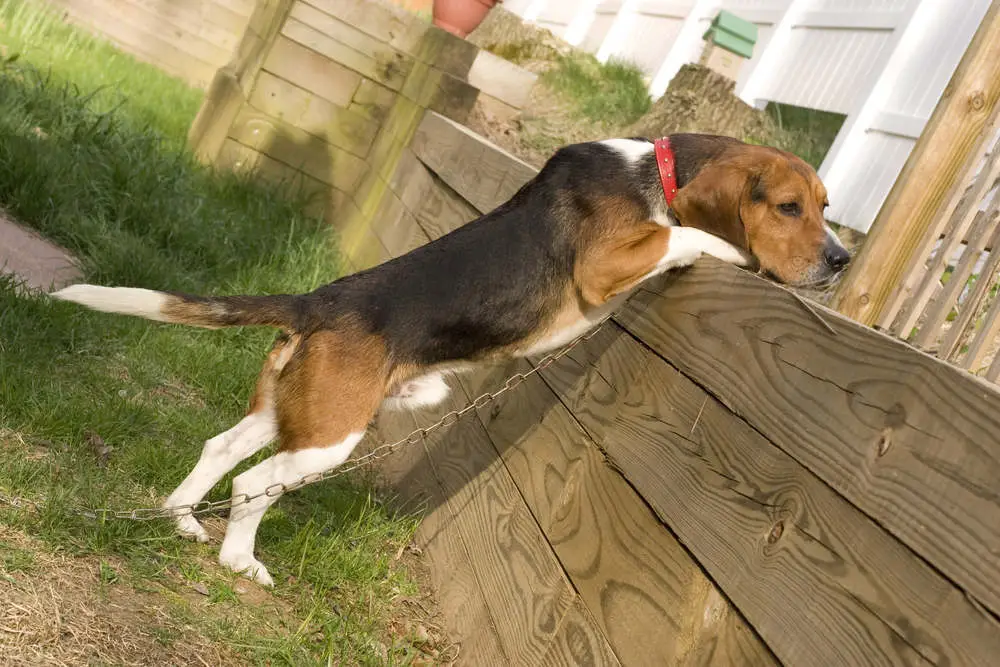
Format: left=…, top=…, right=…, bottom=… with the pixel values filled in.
left=412, top=171, right=481, bottom=241
left=248, top=71, right=378, bottom=158
left=367, top=189, right=429, bottom=258
left=349, top=79, right=397, bottom=126
left=52, top=0, right=218, bottom=86
left=617, top=259, right=1000, bottom=618
left=282, top=9, right=411, bottom=91
left=301, top=0, right=432, bottom=58
left=410, top=112, right=537, bottom=214
left=261, top=35, right=362, bottom=108
left=539, top=598, right=621, bottom=667
left=464, top=359, right=777, bottom=666
left=590, top=321, right=1000, bottom=665
left=115, top=0, right=245, bottom=52
left=387, top=147, right=438, bottom=215
left=466, top=50, right=537, bottom=110
left=215, top=138, right=328, bottom=202
left=189, top=69, right=246, bottom=163
left=226, top=109, right=367, bottom=193
left=57, top=0, right=233, bottom=68
left=365, top=409, right=510, bottom=665
left=411, top=376, right=579, bottom=663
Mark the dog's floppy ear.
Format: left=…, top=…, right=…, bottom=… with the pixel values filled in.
left=670, top=160, right=753, bottom=251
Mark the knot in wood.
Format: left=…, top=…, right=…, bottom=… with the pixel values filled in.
left=858, top=293, right=871, bottom=307
left=766, top=520, right=784, bottom=544
left=969, top=91, right=986, bottom=112
left=489, top=402, right=503, bottom=421
left=876, top=428, right=893, bottom=457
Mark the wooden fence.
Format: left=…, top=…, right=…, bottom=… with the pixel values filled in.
left=168, top=1, right=1000, bottom=662
left=41, top=0, right=256, bottom=88
left=356, top=109, right=1000, bottom=666
left=832, top=1, right=1000, bottom=382
left=186, top=0, right=535, bottom=272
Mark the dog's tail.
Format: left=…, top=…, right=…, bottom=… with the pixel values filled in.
left=50, top=284, right=306, bottom=330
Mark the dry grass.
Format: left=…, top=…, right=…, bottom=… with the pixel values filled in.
left=0, top=525, right=240, bottom=666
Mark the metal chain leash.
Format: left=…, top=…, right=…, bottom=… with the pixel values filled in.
left=0, top=320, right=608, bottom=523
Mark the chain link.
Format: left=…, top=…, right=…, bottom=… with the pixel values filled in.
left=0, top=321, right=607, bottom=522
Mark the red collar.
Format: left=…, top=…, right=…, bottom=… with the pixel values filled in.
left=654, top=137, right=678, bottom=206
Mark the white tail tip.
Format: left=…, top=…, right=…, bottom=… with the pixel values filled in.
left=50, top=284, right=169, bottom=321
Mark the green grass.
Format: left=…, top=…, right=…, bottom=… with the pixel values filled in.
left=765, top=102, right=845, bottom=169
left=0, top=2, right=423, bottom=663
left=542, top=53, right=652, bottom=126
left=0, top=0, right=203, bottom=143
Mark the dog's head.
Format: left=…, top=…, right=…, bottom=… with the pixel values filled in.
left=670, top=143, right=850, bottom=287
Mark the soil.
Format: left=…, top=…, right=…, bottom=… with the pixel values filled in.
left=465, top=9, right=787, bottom=169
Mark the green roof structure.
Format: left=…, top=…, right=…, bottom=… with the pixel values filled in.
left=702, top=10, right=758, bottom=59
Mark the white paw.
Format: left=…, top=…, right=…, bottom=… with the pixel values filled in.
left=174, top=514, right=210, bottom=543
left=219, top=551, right=274, bottom=587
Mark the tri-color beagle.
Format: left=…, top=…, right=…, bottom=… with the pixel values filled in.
left=52, top=134, right=850, bottom=586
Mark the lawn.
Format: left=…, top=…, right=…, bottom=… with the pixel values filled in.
left=0, top=2, right=431, bottom=664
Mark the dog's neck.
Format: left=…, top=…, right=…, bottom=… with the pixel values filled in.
left=635, top=134, right=741, bottom=223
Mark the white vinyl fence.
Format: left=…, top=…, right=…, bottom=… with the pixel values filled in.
left=505, top=0, right=991, bottom=234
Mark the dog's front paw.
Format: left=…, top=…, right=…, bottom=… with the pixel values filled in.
left=219, top=550, right=274, bottom=587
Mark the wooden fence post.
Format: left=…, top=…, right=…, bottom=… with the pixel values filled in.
left=831, top=0, right=1000, bottom=325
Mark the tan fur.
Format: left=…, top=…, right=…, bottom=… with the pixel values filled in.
left=273, top=325, right=389, bottom=452
left=576, top=221, right=672, bottom=306
left=671, top=145, right=829, bottom=284
left=161, top=297, right=228, bottom=329
left=247, top=334, right=301, bottom=415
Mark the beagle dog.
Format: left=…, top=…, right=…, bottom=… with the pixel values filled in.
left=52, top=134, right=850, bottom=586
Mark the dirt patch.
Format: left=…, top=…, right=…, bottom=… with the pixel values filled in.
left=386, top=543, right=460, bottom=665
left=465, top=10, right=786, bottom=169
left=0, top=525, right=240, bottom=666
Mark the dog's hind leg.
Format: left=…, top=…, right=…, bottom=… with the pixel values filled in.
left=164, top=412, right=277, bottom=542
left=218, top=431, right=367, bottom=586
left=163, top=335, right=298, bottom=542
left=217, top=329, right=387, bottom=586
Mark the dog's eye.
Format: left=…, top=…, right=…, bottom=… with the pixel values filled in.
left=779, top=202, right=801, bottom=217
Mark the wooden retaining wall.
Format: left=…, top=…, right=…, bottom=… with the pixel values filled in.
left=42, top=0, right=256, bottom=88
left=365, top=112, right=1000, bottom=665
left=187, top=0, right=535, bottom=273
left=183, top=1, right=1000, bottom=662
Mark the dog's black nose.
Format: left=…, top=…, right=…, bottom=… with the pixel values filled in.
left=824, top=243, right=851, bottom=271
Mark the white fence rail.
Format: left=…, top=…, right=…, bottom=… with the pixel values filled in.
left=505, top=0, right=991, bottom=234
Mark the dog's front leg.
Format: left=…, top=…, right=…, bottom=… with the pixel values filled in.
left=654, top=226, right=751, bottom=273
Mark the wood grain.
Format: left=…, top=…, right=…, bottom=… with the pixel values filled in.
left=403, top=375, right=579, bottom=663
left=412, top=170, right=481, bottom=241
left=282, top=9, right=411, bottom=91
left=463, top=357, right=777, bottom=666
left=226, top=109, right=367, bottom=193
left=366, top=408, right=509, bottom=665
left=538, top=598, right=621, bottom=667
left=248, top=71, right=378, bottom=158
left=410, top=112, right=537, bottom=214
left=617, top=259, right=1000, bottom=619
left=833, top=1, right=1000, bottom=324
left=51, top=0, right=218, bottom=86
left=262, top=35, right=362, bottom=108
left=593, top=322, right=1000, bottom=665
